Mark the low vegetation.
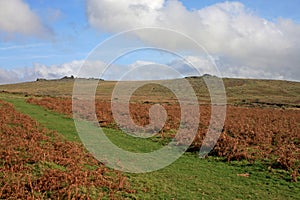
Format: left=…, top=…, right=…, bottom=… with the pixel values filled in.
left=0, top=76, right=299, bottom=199
left=0, top=100, right=131, bottom=199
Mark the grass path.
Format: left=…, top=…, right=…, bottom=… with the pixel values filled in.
left=1, top=94, right=79, bottom=141
left=1, top=94, right=299, bottom=199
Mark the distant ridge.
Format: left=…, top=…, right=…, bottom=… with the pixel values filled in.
left=0, top=76, right=299, bottom=107
left=36, top=75, right=104, bottom=82
left=185, top=74, right=218, bottom=79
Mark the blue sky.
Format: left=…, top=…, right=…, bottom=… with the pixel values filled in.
left=181, top=0, right=300, bottom=21
left=0, top=0, right=300, bottom=83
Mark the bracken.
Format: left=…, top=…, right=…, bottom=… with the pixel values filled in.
left=0, top=100, right=133, bottom=199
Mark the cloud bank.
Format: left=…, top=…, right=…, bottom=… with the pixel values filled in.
left=0, top=0, right=50, bottom=40
left=86, top=0, right=300, bottom=81
left=0, top=57, right=209, bottom=84
left=0, top=60, right=83, bottom=84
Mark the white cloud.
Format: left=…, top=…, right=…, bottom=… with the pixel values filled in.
left=85, top=0, right=300, bottom=81
left=30, top=61, right=82, bottom=79
left=0, top=60, right=83, bottom=84
left=128, top=60, right=156, bottom=68
left=0, top=0, right=50, bottom=40
left=0, top=68, right=19, bottom=84
left=0, top=55, right=294, bottom=85
left=0, top=59, right=130, bottom=84
left=86, top=0, right=164, bottom=32
left=0, top=57, right=201, bottom=84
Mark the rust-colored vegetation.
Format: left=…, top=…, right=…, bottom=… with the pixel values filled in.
left=27, top=97, right=300, bottom=181
left=0, top=100, right=132, bottom=199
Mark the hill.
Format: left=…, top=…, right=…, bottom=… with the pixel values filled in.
left=0, top=76, right=299, bottom=107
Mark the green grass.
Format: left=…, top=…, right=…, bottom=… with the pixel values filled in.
left=29, top=161, right=67, bottom=177
left=0, top=94, right=79, bottom=142
left=1, top=93, right=299, bottom=199
left=128, top=156, right=299, bottom=200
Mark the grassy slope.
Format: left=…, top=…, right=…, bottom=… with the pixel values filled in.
left=222, top=78, right=300, bottom=104
left=1, top=93, right=299, bottom=199
left=0, top=77, right=299, bottom=105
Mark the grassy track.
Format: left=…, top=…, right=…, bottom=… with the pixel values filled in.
left=0, top=94, right=79, bottom=142
left=1, top=94, right=299, bottom=199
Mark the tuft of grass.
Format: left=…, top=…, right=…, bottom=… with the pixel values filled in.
left=29, top=161, right=67, bottom=177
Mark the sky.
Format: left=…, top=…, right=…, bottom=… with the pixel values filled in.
left=0, top=0, right=300, bottom=84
